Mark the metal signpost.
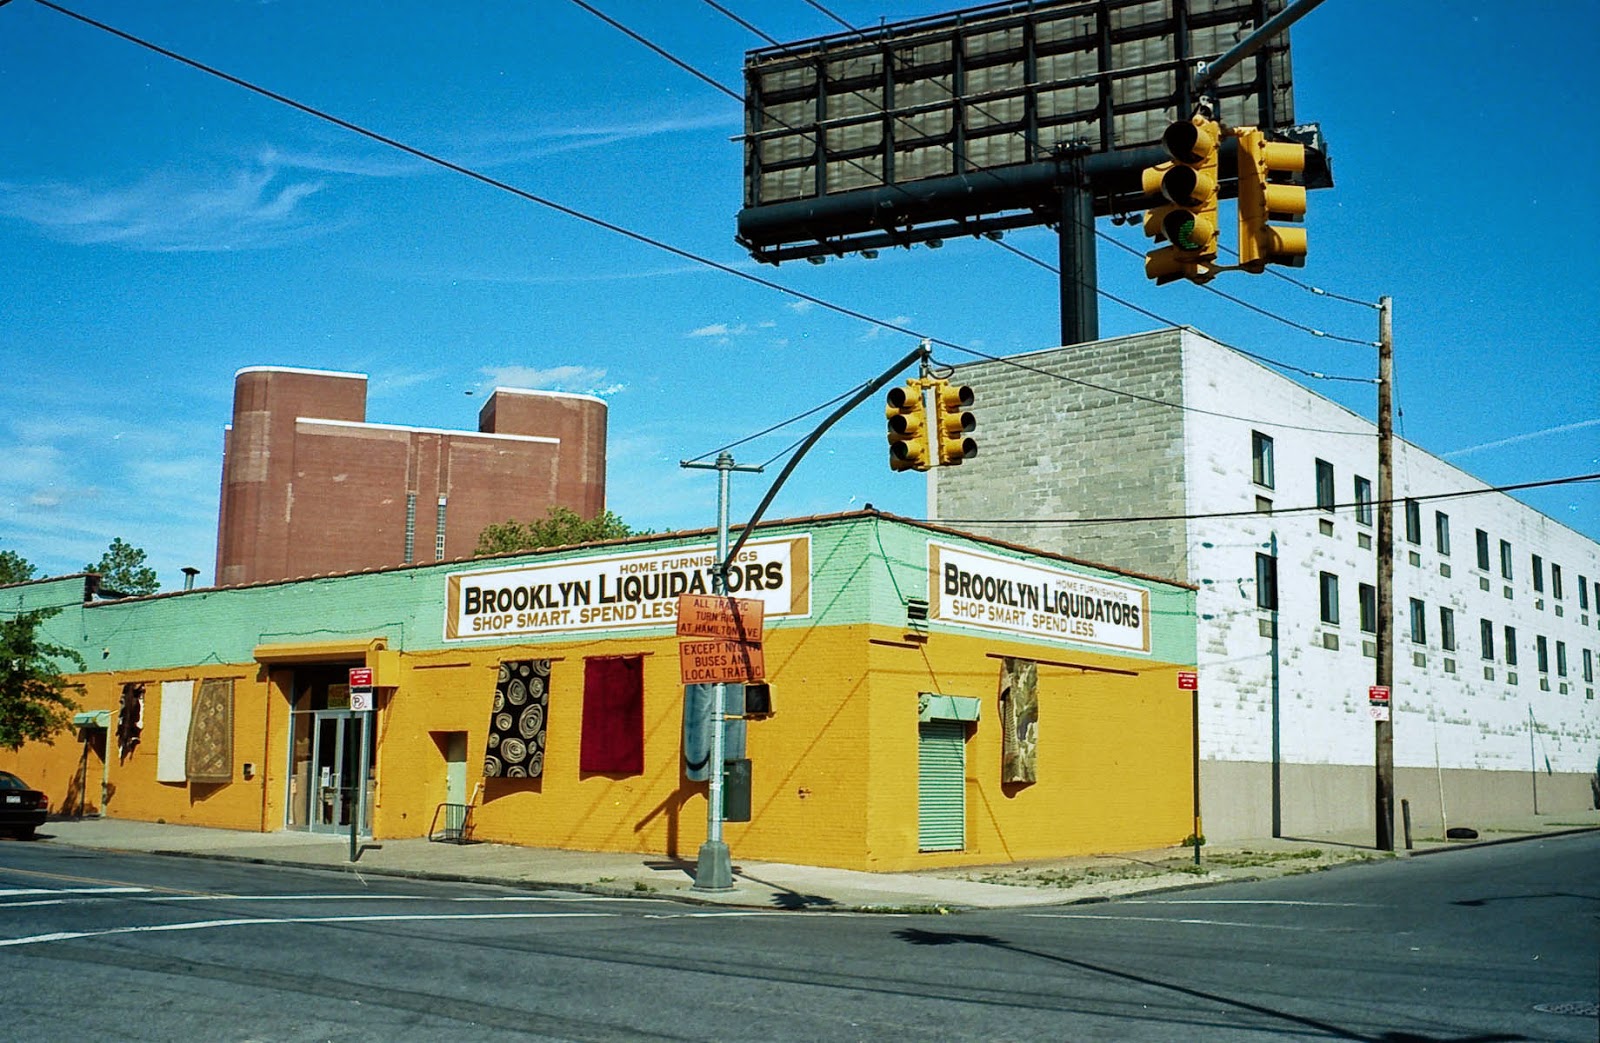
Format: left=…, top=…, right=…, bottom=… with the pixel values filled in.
left=1177, top=671, right=1201, bottom=865
left=347, top=666, right=373, bottom=863
left=678, top=454, right=764, bottom=892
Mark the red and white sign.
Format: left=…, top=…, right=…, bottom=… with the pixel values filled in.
left=348, top=667, right=373, bottom=688
left=1369, top=703, right=1391, bottom=722
left=1177, top=671, right=1198, bottom=691
left=1368, top=685, right=1390, bottom=704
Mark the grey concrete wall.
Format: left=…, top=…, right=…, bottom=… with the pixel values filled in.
left=931, top=329, right=1192, bottom=583
left=1201, top=758, right=1599, bottom=841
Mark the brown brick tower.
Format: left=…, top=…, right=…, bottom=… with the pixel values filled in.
left=215, top=367, right=607, bottom=586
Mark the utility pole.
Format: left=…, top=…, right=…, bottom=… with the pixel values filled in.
left=1375, top=295, right=1395, bottom=851
left=682, top=339, right=931, bottom=891
left=680, top=452, right=763, bottom=892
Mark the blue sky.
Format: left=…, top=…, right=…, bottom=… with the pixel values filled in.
left=2, top=0, right=1596, bottom=588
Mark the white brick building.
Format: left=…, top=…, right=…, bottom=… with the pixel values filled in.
left=931, top=328, right=1600, bottom=840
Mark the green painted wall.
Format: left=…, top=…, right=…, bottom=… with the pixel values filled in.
left=4, top=516, right=1195, bottom=673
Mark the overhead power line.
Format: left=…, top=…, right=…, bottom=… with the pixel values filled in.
left=790, top=0, right=1381, bottom=334
left=935, top=472, right=1600, bottom=528
left=30, top=0, right=1380, bottom=441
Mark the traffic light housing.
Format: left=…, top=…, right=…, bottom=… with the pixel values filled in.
left=1236, top=128, right=1308, bottom=271
left=886, top=380, right=931, bottom=472
left=932, top=379, right=977, bottom=466
left=1141, top=117, right=1221, bottom=285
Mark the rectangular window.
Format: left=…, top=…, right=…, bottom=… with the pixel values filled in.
left=434, top=497, right=448, bottom=562
left=579, top=655, right=644, bottom=774
left=1434, top=512, right=1450, bottom=556
left=1536, top=635, right=1549, bottom=674
left=1359, top=583, right=1377, bottom=634
left=1479, top=618, right=1494, bottom=661
left=1505, top=626, right=1518, bottom=666
left=1532, top=554, right=1544, bottom=593
left=1584, top=648, right=1594, bottom=684
left=1439, top=607, right=1456, bottom=652
left=1409, top=598, right=1426, bottom=644
left=1475, top=529, right=1490, bottom=571
left=1319, top=572, right=1340, bottom=625
left=1251, top=431, right=1275, bottom=489
left=1255, top=553, right=1278, bottom=611
left=1500, top=540, right=1513, bottom=581
left=1354, top=476, right=1373, bottom=526
left=1315, top=459, right=1335, bottom=512
left=1404, top=499, right=1421, bottom=545
left=1556, top=641, right=1568, bottom=677
left=1580, top=576, right=1590, bottom=611
left=1551, top=564, right=1563, bottom=600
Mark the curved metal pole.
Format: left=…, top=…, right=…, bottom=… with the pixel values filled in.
left=722, top=340, right=930, bottom=569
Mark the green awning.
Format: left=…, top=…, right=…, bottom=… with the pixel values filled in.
left=918, top=694, right=981, bottom=723
left=73, top=710, right=111, bottom=728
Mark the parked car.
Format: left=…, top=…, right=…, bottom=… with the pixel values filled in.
left=0, top=770, right=48, bottom=839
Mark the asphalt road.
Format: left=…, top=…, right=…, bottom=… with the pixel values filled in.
left=0, top=833, right=1595, bottom=1042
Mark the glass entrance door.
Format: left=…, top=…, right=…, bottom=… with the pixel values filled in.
left=307, top=711, right=362, bottom=835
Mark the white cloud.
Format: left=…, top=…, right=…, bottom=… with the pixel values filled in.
left=0, top=164, right=328, bottom=252
left=688, top=322, right=751, bottom=339
left=859, top=316, right=914, bottom=341
left=478, top=364, right=613, bottom=395
left=1442, top=418, right=1600, bottom=459
left=466, top=111, right=740, bottom=164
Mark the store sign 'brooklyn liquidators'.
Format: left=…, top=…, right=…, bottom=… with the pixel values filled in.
left=929, top=542, right=1150, bottom=654
left=444, top=536, right=810, bottom=641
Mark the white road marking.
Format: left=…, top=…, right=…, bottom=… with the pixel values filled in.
left=1117, top=899, right=1379, bottom=908
left=1026, top=913, right=1356, bottom=931
left=0, top=891, right=624, bottom=909
left=0, top=911, right=622, bottom=948
left=0, top=887, right=148, bottom=898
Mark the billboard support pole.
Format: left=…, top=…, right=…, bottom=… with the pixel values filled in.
left=1057, top=146, right=1099, bottom=346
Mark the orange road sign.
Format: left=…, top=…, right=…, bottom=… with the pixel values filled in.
left=679, top=639, right=765, bottom=686
left=676, top=594, right=765, bottom=643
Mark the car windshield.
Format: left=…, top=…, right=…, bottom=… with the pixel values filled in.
left=0, top=772, right=28, bottom=790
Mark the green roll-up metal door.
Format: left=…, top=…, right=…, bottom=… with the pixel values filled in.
left=918, top=719, right=966, bottom=851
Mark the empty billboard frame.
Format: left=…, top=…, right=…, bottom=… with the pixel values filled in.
left=737, top=0, right=1305, bottom=264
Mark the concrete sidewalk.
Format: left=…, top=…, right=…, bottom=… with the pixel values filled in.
left=18, top=810, right=1599, bottom=912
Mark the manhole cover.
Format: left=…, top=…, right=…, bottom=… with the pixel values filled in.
left=1533, top=1001, right=1599, bottom=1017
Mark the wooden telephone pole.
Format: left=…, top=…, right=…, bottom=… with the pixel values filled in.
left=1375, top=296, right=1395, bottom=850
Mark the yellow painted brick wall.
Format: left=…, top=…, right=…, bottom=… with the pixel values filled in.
left=371, top=627, right=875, bottom=869
left=1, top=665, right=278, bottom=831
left=863, top=625, right=1194, bottom=872
left=5, top=622, right=1193, bottom=873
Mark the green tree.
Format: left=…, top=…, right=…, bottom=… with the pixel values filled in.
left=85, top=537, right=158, bottom=595
left=0, top=608, right=84, bottom=752
left=0, top=550, right=35, bottom=586
left=475, top=507, right=641, bottom=556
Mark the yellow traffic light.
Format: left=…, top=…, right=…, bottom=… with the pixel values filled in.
left=1141, top=117, right=1221, bottom=285
left=932, top=380, right=977, bottom=466
left=1236, top=128, right=1308, bottom=271
left=886, top=381, right=931, bottom=472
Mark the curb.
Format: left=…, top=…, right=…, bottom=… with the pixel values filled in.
left=1402, top=824, right=1599, bottom=857
left=60, top=840, right=810, bottom=911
